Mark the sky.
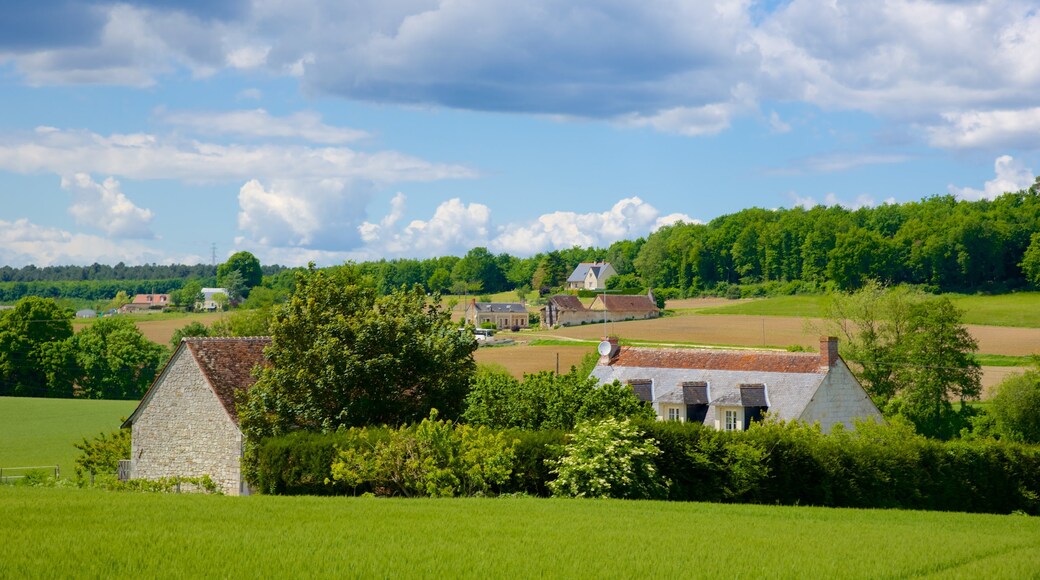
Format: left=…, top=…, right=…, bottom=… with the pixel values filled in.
left=1, top=0, right=1039, bottom=268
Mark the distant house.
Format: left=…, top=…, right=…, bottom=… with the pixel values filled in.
left=466, top=300, right=529, bottom=330
left=566, top=262, right=617, bottom=290
left=122, top=294, right=171, bottom=312
left=75, top=308, right=97, bottom=319
left=198, top=288, right=229, bottom=311
left=542, top=295, right=597, bottom=327
left=590, top=336, right=881, bottom=433
left=588, top=290, right=659, bottom=322
left=121, top=337, right=270, bottom=496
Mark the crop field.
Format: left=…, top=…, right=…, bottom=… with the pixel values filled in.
left=1, top=487, right=1037, bottom=578
left=695, top=292, right=1040, bottom=328
left=0, top=397, right=136, bottom=475
left=73, top=311, right=224, bottom=346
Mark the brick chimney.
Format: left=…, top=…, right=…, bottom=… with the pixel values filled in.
left=820, top=336, right=839, bottom=368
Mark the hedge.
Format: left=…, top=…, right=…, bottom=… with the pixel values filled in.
left=248, top=420, right=1040, bottom=514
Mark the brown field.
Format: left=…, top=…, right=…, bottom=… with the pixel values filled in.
left=74, top=312, right=225, bottom=346
left=475, top=344, right=594, bottom=376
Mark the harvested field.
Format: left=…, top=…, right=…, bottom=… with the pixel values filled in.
left=74, top=312, right=225, bottom=346
left=475, top=344, right=593, bottom=377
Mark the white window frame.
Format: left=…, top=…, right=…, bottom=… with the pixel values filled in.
left=724, top=409, right=739, bottom=431
left=668, top=407, right=682, bottom=422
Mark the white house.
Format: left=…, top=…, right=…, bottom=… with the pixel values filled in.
left=566, top=262, right=617, bottom=290
left=198, top=287, right=229, bottom=311
left=590, top=336, right=881, bottom=433
left=121, top=337, right=270, bottom=495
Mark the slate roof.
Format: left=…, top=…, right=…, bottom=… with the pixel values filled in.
left=546, top=295, right=586, bottom=311
left=592, top=294, right=658, bottom=313
left=473, top=302, right=527, bottom=313
left=591, top=346, right=827, bottom=425
left=122, top=337, right=270, bottom=428
left=567, top=263, right=597, bottom=283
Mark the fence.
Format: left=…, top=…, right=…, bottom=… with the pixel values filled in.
left=0, top=465, right=60, bottom=483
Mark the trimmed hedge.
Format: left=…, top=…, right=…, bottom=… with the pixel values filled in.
left=249, top=420, right=1040, bottom=514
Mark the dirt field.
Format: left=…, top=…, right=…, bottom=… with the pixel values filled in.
left=475, top=344, right=594, bottom=377
left=74, top=312, right=225, bottom=346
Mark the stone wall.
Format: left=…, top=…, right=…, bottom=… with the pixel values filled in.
left=799, top=360, right=883, bottom=433
left=129, top=348, right=244, bottom=495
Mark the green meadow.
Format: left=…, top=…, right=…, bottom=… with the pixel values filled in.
left=0, top=397, right=136, bottom=475
left=696, top=292, right=1040, bottom=328
left=1, top=487, right=1037, bottom=578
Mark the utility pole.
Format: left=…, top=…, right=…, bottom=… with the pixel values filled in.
left=211, top=243, right=217, bottom=267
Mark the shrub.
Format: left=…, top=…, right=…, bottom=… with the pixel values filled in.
left=249, top=429, right=390, bottom=495
left=329, top=411, right=517, bottom=498
left=73, top=428, right=131, bottom=481
left=548, top=417, right=668, bottom=500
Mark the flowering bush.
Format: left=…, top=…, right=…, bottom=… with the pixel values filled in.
left=548, top=417, right=668, bottom=500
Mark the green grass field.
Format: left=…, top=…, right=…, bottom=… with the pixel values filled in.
left=0, top=487, right=1037, bottom=578
left=695, top=292, right=1040, bottom=328
left=0, top=397, right=137, bottom=476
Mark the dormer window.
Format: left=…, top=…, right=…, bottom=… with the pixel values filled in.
left=627, top=379, right=653, bottom=403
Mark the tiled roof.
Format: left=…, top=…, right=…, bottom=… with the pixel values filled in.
left=595, top=294, right=657, bottom=312
left=186, top=337, right=270, bottom=424
left=473, top=302, right=527, bottom=313
left=612, top=347, right=822, bottom=374
left=547, top=295, right=586, bottom=311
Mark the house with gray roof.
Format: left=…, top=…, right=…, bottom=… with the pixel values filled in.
left=121, top=337, right=270, bottom=495
left=566, top=262, right=617, bottom=290
left=466, top=300, right=530, bottom=330
left=591, top=336, right=881, bottom=433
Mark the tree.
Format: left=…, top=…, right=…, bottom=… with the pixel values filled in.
left=531, top=252, right=567, bottom=294
left=989, top=363, right=1040, bottom=443
left=427, top=268, right=452, bottom=294
left=169, top=321, right=210, bottom=349
left=0, top=297, right=77, bottom=397
left=825, top=281, right=981, bottom=438
left=217, top=251, right=262, bottom=296
left=220, top=270, right=247, bottom=306
left=105, top=291, right=132, bottom=312
left=210, top=307, right=274, bottom=337
left=74, top=316, right=167, bottom=399
left=172, top=280, right=203, bottom=311
left=1020, top=232, right=1040, bottom=289
left=452, top=247, right=505, bottom=294
left=238, top=265, right=477, bottom=439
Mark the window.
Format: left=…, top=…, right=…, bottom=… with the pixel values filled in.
left=668, top=408, right=682, bottom=422
left=724, top=409, right=739, bottom=431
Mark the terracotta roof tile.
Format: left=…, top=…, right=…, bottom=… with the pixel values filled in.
left=186, top=337, right=271, bottom=424
left=611, top=346, right=823, bottom=374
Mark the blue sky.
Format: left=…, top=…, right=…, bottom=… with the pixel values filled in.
left=1, top=0, right=1038, bottom=267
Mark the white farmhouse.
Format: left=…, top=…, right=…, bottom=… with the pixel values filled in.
left=590, top=336, right=881, bottom=433
left=121, top=337, right=269, bottom=495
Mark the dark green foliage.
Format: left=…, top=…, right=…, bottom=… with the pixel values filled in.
left=74, top=317, right=167, bottom=400
left=217, top=251, right=263, bottom=294
left=249, top=429, right=391, bottom=495
left=238, top=265, right=477, bottom=439
left=502, top=429, right=566, bottom=496
left=169, top=321, right=209, bottom=349
left=990, top=365, right=1040, bottom=443
left=462, top=365, right=654, bottom=430
left=0, top=297, right=76, bottom=397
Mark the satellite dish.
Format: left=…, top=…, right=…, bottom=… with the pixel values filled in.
left=597, top=340, right=612, bottom=356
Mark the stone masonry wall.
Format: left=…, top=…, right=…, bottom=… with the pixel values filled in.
left=130, top=348, right=244, bottom=495
left=799, top=360, right=883, bottom=433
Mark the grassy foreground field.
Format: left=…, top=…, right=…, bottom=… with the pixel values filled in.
left=0, top=397, right=136, bottom=474
left=1, top=487, right=1038, bottom=578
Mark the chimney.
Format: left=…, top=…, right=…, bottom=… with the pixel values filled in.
left=820, top=336, right=839, bottom=368
left=598, top=336, right=621, bottom=365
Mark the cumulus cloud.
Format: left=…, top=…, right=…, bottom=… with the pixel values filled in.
left=948, top=155, right=1035, bottom=201
left=355, top=194, right=696, bottom=259
left=0, top=126, right=474, bottom=184
left=158, top=109, right=369, bottom=144
left=927, top=108, right=1040, bottom=150
left=61, top=173, right=155, bottom=238
left=0, top=217, right=195, bottom=267
left=237, top=178, right=374, bottom=249
left=787, top=192, right=896, bottom=211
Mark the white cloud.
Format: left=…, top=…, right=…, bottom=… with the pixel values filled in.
left=0, top=126, right=474, bottom=184
left=617, top=103, right=738, bottom=137
left=768, top=111, right=791, bottom=133
left=159, top=108, right=369, bottom=144
left=236, top=88, right=263, bottom=100
left=927, top=108, right=1040, bottom=150
left=0, top=217, right=196, bottom=267
left=948, top=155, right=1035, bottom=201
left=61, top=173, right=154, bottom=238
left=237, top=178, right=374, bottom=249
left=787, top=192, right=895, bottom=210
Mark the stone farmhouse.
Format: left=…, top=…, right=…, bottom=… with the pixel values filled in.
left=121, top=337, right=269, bottom=495
left=566, top=262, right=617, bottom=290
left=465, top=300, right=529, bottom=330
left=590, top=336, right=881, bottom=433
left=541, top=290, right=660, bottom=328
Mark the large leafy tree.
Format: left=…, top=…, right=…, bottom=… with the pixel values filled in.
left=217, top=251, right=263, bottom=295
left=0, top=297, right=77, bottom=397
left=989, top=363, right=1040, bottom=444
left=825, top=281, right=981, bottom=439
left=74, top=317, right=167, bottom=399
left=239, top=265, right=477, bottom=439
